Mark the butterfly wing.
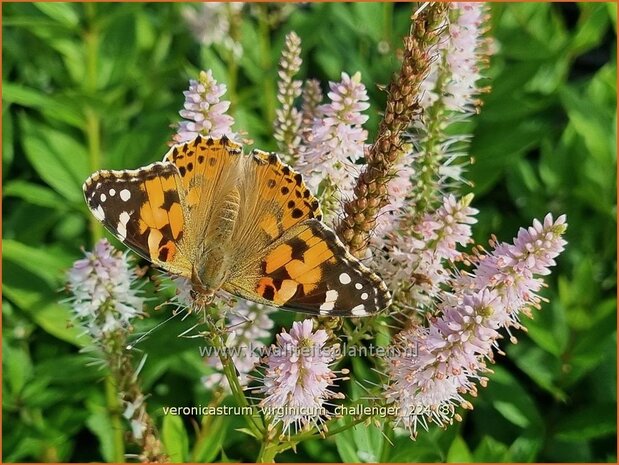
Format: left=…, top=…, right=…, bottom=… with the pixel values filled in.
left=83, top=161, right=192, bottom=277
left=162, top=135, right=243, bottom=247
left=224, top=151, right=391, bottom=316
left=224, top=219, right=391, bottom=316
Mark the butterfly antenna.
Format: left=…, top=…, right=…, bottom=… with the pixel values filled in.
left=126, top=311, right=180, bottom=350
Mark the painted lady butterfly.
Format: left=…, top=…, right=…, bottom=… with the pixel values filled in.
left=83, top=135, right=391, bottom=316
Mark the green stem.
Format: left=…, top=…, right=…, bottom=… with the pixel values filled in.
left=258, top=5, right=276, bottom=126
left=383, top=2, right=394, bottom=45
left=104, top=375, right=126, bottom=462
left=226, top=4, right=240, bottom=115
left=84, top=3, right=103, bottom=242
left=208, top=320, right=264, bottom=438
left=256, top=438, right=280, bottom=463
left=379, top=422, right=394, bottom=462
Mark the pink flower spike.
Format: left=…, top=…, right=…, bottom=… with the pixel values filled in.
left=258, top=319, right=341, bottom=434
left=299, top=72, right=370, bottom=205
left=174, top=70, right=235, bottom=143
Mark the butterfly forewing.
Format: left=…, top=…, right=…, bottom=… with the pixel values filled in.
left=83, top=162, right=192, bottom=277
left=162, top=135, right=243, bottom=245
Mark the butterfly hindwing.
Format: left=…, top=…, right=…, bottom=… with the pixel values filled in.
left=83, top=162, right=192, bottom=277
left=224, top=219, right=391, bottom=316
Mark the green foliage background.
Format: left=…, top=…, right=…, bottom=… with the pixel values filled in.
left=2, top=2, right=617, bottom=463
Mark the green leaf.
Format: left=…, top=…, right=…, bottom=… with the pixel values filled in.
left=569, top=3, right=610, bottom=55
left=335, top=424, right=360, bottom=462
left=191, top=414, right=227, bottom=462
left=447, top=435, right=473, bottom=462
left=352, top=3, right=384, bottom=42
left=508, top=434, right=543, bottom=462
left=3, top=83, right=84, bottom=128
left=524, top=299, right=569, bottom=357
left=86, top=400, right=117, bottom=463
left=4, top=180, right=69, bottom=210
left=473, top=436, right=510, bottom=462
left=3, top=344, right=33, bottom=395
left=33, top=3, right=80, bottom=29
left=508, top=343, right=565, bottom=399
left=162, top=414, right=189, bottom=462
left=3, top=245, right=85, bottom=346
left=565, top=308, right=617, bottom=385
left=20, top=116, right=89, bottom=203
left=352, top=422, right=383, bottom=462
left=386, top=431, right=444, bottom=462
left=3, top=105, right=14, bottom=172
left=470, top=114, right=554, bottom=194
left=234, top=427, right=259, bottom=439
left=3, top=239, right=71, bottom=288
left=555, top=403, right=616, bottom=440
left=482, top=366, right=545, bottom=431
left=559, top=86, right=614, bottom=165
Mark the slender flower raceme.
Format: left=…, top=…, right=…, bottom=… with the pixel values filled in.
left=337, top=3, right=449, bottom=257
left=258, top=319, right=342, bottom=435
left=467, top=213, right=568, bottom=323
left=300, top=79, right=324, bottom=142
left=67, top=239, right=144, bottom=339
left=411, top=2, right=491, bottom=211
left=66, top=240, right=166, bottom=462
left=174, top=70, right=235, bottom=143
left=299, top=72, right=370, bottom=208
left=384, top=215, right=567, bottom=437
left=274, top=31, right=303, bottom=162
left=374, top=194, right=478, bottom=309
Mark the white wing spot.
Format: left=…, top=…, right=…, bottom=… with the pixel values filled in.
left=117, top=211, right=131, bottom=240
left=320, top=289, right=339, bottom=311
left=100, top=193, right=107, bottom=202
left=320, top=301, right=335, bottom=311
left=339, top=273, right=351, bottom=284
left=361, top=292, right=369, bottom=301
left=355, top=283, right=363, bottom=290
left=109, top=188, right=116, bottom=196
left=351, top=304, right=366, bottom=316
left=120, top=189, right=131, bottom=201
left=93, top=205, right=105, bottom=221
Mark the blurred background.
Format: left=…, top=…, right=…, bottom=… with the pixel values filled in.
left=2, top=2, right=616, bottom=462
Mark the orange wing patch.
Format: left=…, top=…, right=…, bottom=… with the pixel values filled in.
left=83, top=162, right=192, bottom=277
left=250, top=150, right=322, bottom=238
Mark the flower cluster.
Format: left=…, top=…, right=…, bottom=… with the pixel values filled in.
left=299, top=72, right=370, bottom=205
left=182, top=3, right=243, bottom=58
left=66, top=240, right=165, bottom=461
left=410, top=2, right=491, bottom=208
left=174, top=70, right=235, bottom=143
left=385, top=214, right=567, bottom=436
left=67, top=238, right=143, bottom=338
left=257, top=319, right=341, bottom=434
left=421, top=2, right=489, bottom=113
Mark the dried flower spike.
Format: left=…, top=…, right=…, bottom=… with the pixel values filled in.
left=337, top=3, right=450, bottom=257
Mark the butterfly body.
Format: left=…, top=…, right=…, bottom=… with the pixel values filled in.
left=83, top=135, right=391, bottom=316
